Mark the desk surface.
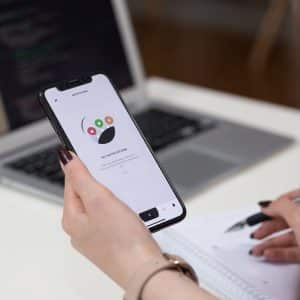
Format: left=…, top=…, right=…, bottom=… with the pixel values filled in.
left=1, top=78, right=300, bottom=299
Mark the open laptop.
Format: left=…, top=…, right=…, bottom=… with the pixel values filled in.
left=0, top=0, right=293, bottom=203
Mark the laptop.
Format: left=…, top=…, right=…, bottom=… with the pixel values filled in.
left=0, top=0, right=293, bottom=203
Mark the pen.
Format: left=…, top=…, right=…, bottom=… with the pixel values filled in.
left=225, top=197, right=300, bottom=233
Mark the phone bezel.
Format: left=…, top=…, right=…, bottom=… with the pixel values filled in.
left=39, top=73, right=186, bottom=232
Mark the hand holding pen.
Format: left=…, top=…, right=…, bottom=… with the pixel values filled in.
left=228, top=189, right=300, bottom=263
left=226, top=196, right=300, bottom=233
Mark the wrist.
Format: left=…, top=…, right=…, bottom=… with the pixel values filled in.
left=114, top=240, right=164, bottom=288
left=124, top=253, right=199, bottom=300
left=123, top=247, right=166, bottom=286
left=142, top=269, right=199, bottom=300
left=142, top=270, right=214, bottom=300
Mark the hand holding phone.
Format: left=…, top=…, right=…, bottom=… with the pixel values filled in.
left=60, top=152, right=165, bottom=287
left=39, top=73, right=186, bottom=231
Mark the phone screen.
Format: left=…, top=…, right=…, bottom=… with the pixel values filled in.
left=43, top=74, right=185, bottom=229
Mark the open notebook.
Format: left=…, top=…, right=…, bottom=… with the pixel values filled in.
left=154, top=206, right=300, bottom=300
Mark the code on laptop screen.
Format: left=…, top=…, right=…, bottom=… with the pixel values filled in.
left=0, top=1, right=133, bottom=132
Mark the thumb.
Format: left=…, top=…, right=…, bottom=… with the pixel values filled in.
left=58, top=148, right=107, bottom=200
left=280, top=188, right=300, bottom=200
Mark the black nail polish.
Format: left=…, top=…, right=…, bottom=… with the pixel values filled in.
left=250, top=233, right=255, bottom=239
left=249, top=250, right=253, bottom=255
left=258, top=201, right=272, bottom=208
left=57, top=148, right=73, bottom=165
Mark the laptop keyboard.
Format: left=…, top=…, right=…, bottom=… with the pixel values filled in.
left=5, top=108, right=216, bottom=186
left=134, top=108, right=215, bottom=151
left=6, top=145, right=65, bottom=185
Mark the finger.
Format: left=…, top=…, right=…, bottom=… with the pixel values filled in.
left=251, top=232, right=297, bottom=256
left=264, top=247, right=300, bottom=263
left=64, top=176, right=86, bottom=215
left=262, top=200, right=300, bottom=232
left=58, top=149, right=116, bottom=215
left=62, top=178, right=82, bottom=235
left=279, top=188, right=300, bottom=200
left=251, top=218, right=288, bottom=240
left=262, top=188, right=300, bottom=218
left=262, top=197, right=298, bottom=220
left=58, top=150, right=108, bottom=200
left=62, top=176, right=89, bottom=237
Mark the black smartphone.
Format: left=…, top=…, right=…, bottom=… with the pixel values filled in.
left=39, top=73, right=186, bottom=232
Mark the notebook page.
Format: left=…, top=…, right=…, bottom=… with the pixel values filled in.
left=155, top=207, right=300, bottom=300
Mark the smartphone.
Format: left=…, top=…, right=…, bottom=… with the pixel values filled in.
left=39, top=73, right=186, bottom=232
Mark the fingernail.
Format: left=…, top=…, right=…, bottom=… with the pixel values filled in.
left=258, top=201, right=272, bottom=208
left=249, top=250, right=253, bottom=255
left=57, top=148, right=73, bottom=165
left=250, top=233, right=255, bottom=239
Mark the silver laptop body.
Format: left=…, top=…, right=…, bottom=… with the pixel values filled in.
left=0, top=0, right=293, bottom=203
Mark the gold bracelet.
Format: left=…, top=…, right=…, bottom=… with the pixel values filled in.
left=124, top=253, right=198, bottom=300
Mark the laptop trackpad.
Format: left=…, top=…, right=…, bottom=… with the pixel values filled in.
left=160, top=149, right=236, bottom=190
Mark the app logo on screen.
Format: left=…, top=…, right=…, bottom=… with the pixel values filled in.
left=81, top=115, right=115, bottom=144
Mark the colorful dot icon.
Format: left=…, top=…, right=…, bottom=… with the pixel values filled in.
left=87, top=127, right=96, bottom=135
left=95, top=119, right=103, bottom=128
left=82, top=115, right=115, bottom=144
left=105, top=116, right=114, bottom=125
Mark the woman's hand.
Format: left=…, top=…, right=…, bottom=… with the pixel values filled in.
left=58, top=149, right=164, bottom=288
left=250, top=189, right=300, bottom=263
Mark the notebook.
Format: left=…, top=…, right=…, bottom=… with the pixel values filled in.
left=154, top=206, right=300, bottom=300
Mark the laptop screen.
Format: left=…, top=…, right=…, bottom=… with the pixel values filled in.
left=0, top=1, right=134, bottom=134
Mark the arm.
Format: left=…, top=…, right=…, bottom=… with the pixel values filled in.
left=58, top=148, right=214, bottom=299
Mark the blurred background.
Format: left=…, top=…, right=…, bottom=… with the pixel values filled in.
left=128, top=0, right=300, bottom=108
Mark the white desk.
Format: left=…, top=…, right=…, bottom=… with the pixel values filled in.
left=1, top=78, right=300, bottom=299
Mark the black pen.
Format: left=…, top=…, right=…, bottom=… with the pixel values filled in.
left=225, top=197, right=300, bottom=233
